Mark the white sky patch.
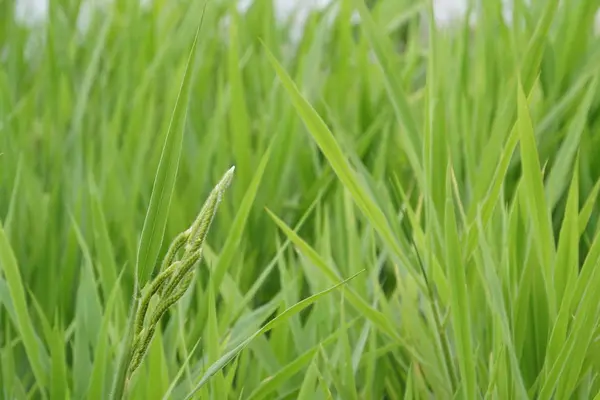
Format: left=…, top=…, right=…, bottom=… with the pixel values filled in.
left=14, top=0, right=474, bottom=29
left=433, top=0, right=468, bottom=25
left=14, top=0, right=48, bottom=27
left=11, top=0, right=600, bottom=37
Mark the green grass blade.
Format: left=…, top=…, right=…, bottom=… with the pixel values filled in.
left=210, top=138, right=274, bottom=292
left=183, top=271, right=364, bottom=400
left=297, top=357, right=320, bottom=400
left=520, top=0, right=560, bottom=90
left=517, top=79, right=556, bottom=317
left=0, top=221, right=48, bottom=391
left=475, top=216, right=529, bottom=399
left=263, top=42, right=423, bottom=290
left=0, top=277, right=18, bottom=327
left=245, top=326, right=348, bottom=400
left=90, top=181, right=122, bottom=316
left=87, top=273, right=124, bottom=399
left=136, top=7, right=205, bottom=286
left=444, top=168, right=476, bottom=399
left=227, top=7, right=252, bottom=188
left=30, top=295, right=68, bottom=400
left=109, top=293, right=140, bottom=400
left=160, top=339, right=202, bottom=400
left=351, top=0, right=423, bottom=186
left=545, top=76, right=597, bottom=209
left=538, top=244, right=600, bottom=399
left=266, top=208, right=415, bottom=351
left=579, top=178, right=600, bottom=237
left=552, top=158, right=579, bottom=307
left=206, top=282, right=227, bottom=399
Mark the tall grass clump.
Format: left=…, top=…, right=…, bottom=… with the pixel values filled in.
left=2, top=0, right=600, bottom=398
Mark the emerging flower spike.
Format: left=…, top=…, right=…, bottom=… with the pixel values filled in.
left=127, top=166, right=235, bottom=378
left=184, top=166, right=235, bottom=258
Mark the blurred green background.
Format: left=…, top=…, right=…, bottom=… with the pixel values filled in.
left=2, top=0, right=600, bottom=398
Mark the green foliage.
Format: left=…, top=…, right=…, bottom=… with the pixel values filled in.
left=2, top=0, right=600, bottom=399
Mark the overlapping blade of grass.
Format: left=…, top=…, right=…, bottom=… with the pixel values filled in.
left=0, top=278, right=17, bottom=326
left=30, top=294, right=68, bottom=400
left=551, top=0, right=598, bottom=91
left=515, top=183, right=550, bottom=386
left=443, top=167, right=476, bottom=399
left=510, top=184, right=535, bottom=355
left=222, top=295, right=282, bottom=354
left=224, top=357, right=240, bottom=398
left=424, top=0, right=452, bottom=228
left=545, top=76, right=597, bottom=209
left=0, top=221, right=49, bottom=392
left=128, top=327, right=171, bottom=399
left=183, top=271, right=363, bottom=400
left=471, top=0, right=560, bottom=215
left=209, top=137, right=274, bottom=293
left=263, top=42, right=424, bottom=291
left=538, top=227, right=600, bottom=399
left=1, top=328, right=19, bottom=399
left=297, top=357, right=321, bottom=400
left=67, top=15, right=111, bottom=148
left=542, top=193, right=600, bottom=394
left=227, top=6, right=252, bottom=190
left=266, top=209, right=412, bottom=350
left=276, top=253, right=308, bottom=356
left=415, top=10, right=462, bottom=393
left=535, top=72, right=594, bottom=140
left=2, top=155, right=22, bottom=235
left=136, top=6, right=205, bottom=286
left=393, top=274, right=451, bottom=397
left=552, top=158, right=579, bottom=307
left=579, top=178, right=600, bottom=237
left=475, top=216, right=529, bottom=398
left=519, top=0, right=560, bottom=91
left=351, top=319, right=371, bottom=376
left=167, top=293, right=282, bottom=398
left=160, top=338, right=202, bottom=400
left=110, top=287, right=139, bottom=400
left=352, top=0, right=423, bottom=188
left=294, top=9, right=330, bottom=103
left=205, top=282, right=227, bottom=399
left=89, top=181, right=123, bottom=316
left=72, top=254, right=103, bottom=399
left=517, top=80, right=556, bottom=317
left=87, top=273, right=124, bottom=399
left=228, top=193, right=321, bottom=326
left=245, top=320, right=356, bottom=400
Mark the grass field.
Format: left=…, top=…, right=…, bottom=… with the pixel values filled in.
left=2, top=0, right=600, bottom=398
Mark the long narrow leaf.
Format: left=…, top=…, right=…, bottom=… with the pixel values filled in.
left=0, top=221, right=48, bottom=391
left=136, top=5, right=206, bottom=286
left=183, top=271, right=364, bottom=399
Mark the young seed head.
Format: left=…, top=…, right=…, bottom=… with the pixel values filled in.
left=126, top=167, right=234, bottom=380
left=162, top=250, right=201, bottom=297
left=150, top=271, right=195, bottom=327
left=159, top=230, right=190, bottom=272
left=184, top=166, right=235, bottom=257
left=129, top=271, right=196, bottom=377
left=134, top=260, right=181, bottom=336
